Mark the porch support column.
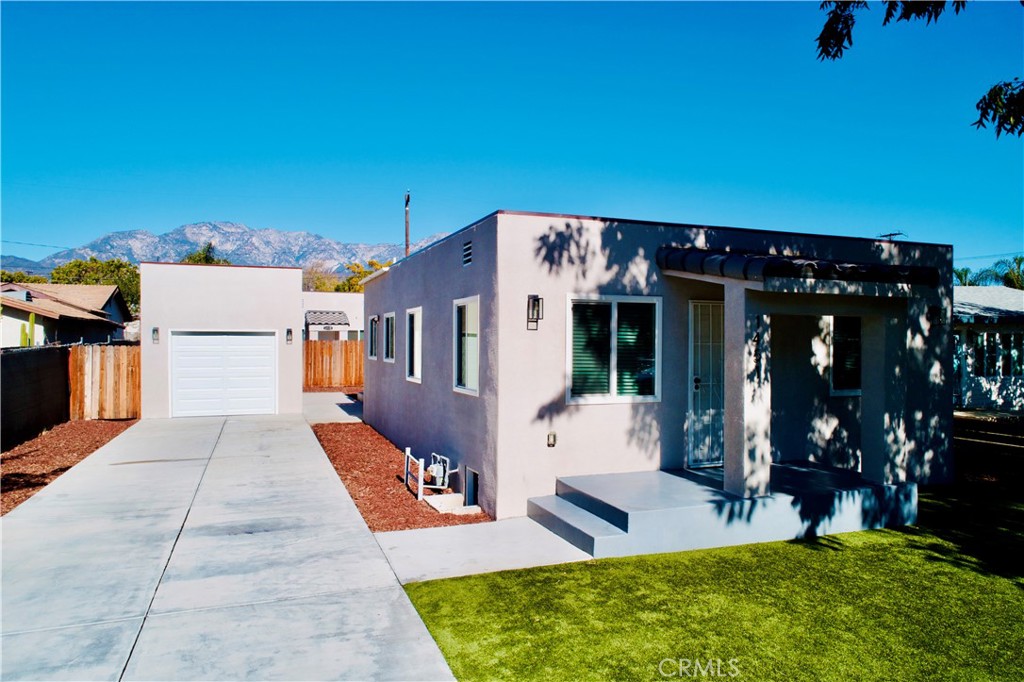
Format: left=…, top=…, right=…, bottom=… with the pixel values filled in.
left=861, top=313, right=907, bottom=485
left=723, top=284, right=772, bottom=498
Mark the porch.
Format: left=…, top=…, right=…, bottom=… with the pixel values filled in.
left=527, top=465, right=917, bottom=558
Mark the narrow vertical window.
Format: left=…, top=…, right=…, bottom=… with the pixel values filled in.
left=454, top=296, right=480, bottom=394
left=383, top=313, right=396, bottom=362
left=368, top=316, right=379, bottom=359
left=571, top=302, right=612, bottom=397
left=830, top=316, right=861, bottom=394
left=406, top=307, right=422, bottom=382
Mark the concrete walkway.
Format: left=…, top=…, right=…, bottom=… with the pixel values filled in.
left=1, top=416, right=452, bottom=681
left=376, top=518, right=591, bottom=585
left=303, top=391, right=363, bottom=424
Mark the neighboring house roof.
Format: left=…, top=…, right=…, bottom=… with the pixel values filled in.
left=305, top=310, right=350, bottom=326
left=953, top=286, right=1024, bottom=324
left=656, top=246, right=941, bottom=287
left=0, top=294, right=121, bottom=325
left=0, top=282, right=128, bottom=327
left=26, top=283, right=119, bottom=311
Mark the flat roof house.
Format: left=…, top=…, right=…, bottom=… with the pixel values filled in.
left=301, top=291, right=364, bottom=341
left=363, top=210, right=953, bottom=555
left=140, top=263, right=303, bottom=419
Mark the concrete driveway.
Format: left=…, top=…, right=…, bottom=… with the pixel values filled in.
left=1, top=415, right=452, bottom=681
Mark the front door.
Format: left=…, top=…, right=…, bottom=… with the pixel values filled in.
left=688, top=301, right=724, bottom=467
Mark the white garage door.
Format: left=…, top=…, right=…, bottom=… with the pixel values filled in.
left=171, top=332, right=277, bottom=417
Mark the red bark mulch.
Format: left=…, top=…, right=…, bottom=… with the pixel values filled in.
left=304, top=386, right=363, bottom=394
left=1, top=419, right=137, bottom=515
left=312, top=423, right=491, bottom=532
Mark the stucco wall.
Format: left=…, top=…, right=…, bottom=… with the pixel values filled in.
left=1, top=308, right=53, bottom=347
left=363, top=216, right=499, bottom=515
left=365, top=210, right=954, bottom=518
left=140, top=263, right=303, bottom=418
left=770, top=314, right=862, bottom=468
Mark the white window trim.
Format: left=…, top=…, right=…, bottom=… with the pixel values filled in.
left=452, top=295, right=480, bottom=396
left=406, top=306, right=422, bottom=383
left=827, top=315, right=862, bottom=397
left=383, top=312, right=396, bottom=363
left=368, top=316, right=379, bottom=359
left=564, top=293, right=663, bottom=405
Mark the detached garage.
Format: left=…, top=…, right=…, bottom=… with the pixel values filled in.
left=141, top=263, right=303, bottom=419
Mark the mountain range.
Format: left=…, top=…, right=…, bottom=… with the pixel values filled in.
left=1, top=222, right=447, bottom=275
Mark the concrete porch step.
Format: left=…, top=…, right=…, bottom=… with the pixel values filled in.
left=526, top=495, right=626, bottom=557
left=528, top=469, right=919, bottom=560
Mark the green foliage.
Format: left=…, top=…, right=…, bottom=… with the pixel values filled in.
left=302, top=261, right=341, bottom=292
left=28, top=312, right=36, bottom=345
left=980, top=255, right=1024, bottom=290
left=954, top=266, right=998, bottom=287
left=1, top=270, right=48, bottom=284
left=817, top=1, right=1022, bottom=138
left=179, top=242, right=230, bottom=265
left=20, top=323, right=29, bottom=347
left=49, top=257, right=140, bottom=312
left=334, top=259, right=393, bottom=293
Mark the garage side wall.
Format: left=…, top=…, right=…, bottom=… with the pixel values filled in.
left=140, top=263, right=303, bottom=418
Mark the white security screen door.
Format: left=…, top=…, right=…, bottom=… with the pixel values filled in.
left=171, top=331, right=277, bottom=417
left=688, top=301, right=725, bottom=467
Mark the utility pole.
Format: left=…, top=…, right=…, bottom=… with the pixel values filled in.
left=404, top=190, right=411, bottom=258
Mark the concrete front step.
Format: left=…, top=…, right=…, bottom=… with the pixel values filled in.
left=528, top=470, right=918, bottom=559
left=526, top=495, right=626, bottom=557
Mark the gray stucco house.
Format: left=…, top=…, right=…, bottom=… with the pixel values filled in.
left=363, top=210, right=953, bottom=553
left=953, top=285, right=1024, bottom=411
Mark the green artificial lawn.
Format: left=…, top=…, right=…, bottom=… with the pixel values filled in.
left=407, top=475, right=1024, bottom=681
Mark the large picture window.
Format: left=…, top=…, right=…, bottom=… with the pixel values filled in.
left=383, top=313, right=396, bottom=362
left=406, top=307, right=422, bottom=382
left=830, top=316, right=861, bottom=395
left=368, top=316, right=379, bottom=359
left=567, top=295, right=661, bottom=403
left=453, top=296, right=480, bottom=394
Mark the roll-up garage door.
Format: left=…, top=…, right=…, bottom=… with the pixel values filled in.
left=170, top=331, right=277, bottom=417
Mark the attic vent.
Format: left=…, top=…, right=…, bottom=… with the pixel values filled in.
left=462, top=241, right=473, bottom=266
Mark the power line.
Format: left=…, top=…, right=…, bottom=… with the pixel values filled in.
left=953, top=250, right=1023, bottom=262
left=2, top=239, right=75, bottom=250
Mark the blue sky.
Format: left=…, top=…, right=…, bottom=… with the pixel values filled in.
left=2, top=1, right=1021, bottom=265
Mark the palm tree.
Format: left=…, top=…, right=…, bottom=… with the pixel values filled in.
left=990, top=255, right=1024, bottom=289
left=953, top=266, right=998, bottom=286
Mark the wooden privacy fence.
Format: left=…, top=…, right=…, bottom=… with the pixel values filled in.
left=69, top=344, right=141, bottom=420
left=304, top=340, right=364, bottom=388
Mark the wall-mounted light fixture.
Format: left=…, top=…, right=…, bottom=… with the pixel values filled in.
left=547, top=431, right=557, bottom=448
left=286, top=328, right=293, bottom=344
left=527, top=295, right=544, bottom=331
left=151, top=327, right=159, bottom=344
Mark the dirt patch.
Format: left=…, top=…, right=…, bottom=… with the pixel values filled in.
left=1, top=419, right=137, bottom=515
left=312, top=423, right=491, bottom=532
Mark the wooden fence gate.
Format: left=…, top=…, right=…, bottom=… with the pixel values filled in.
left=69, top=344, right=141, bottom=419
left=304, top=340, right=364, bottom=388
